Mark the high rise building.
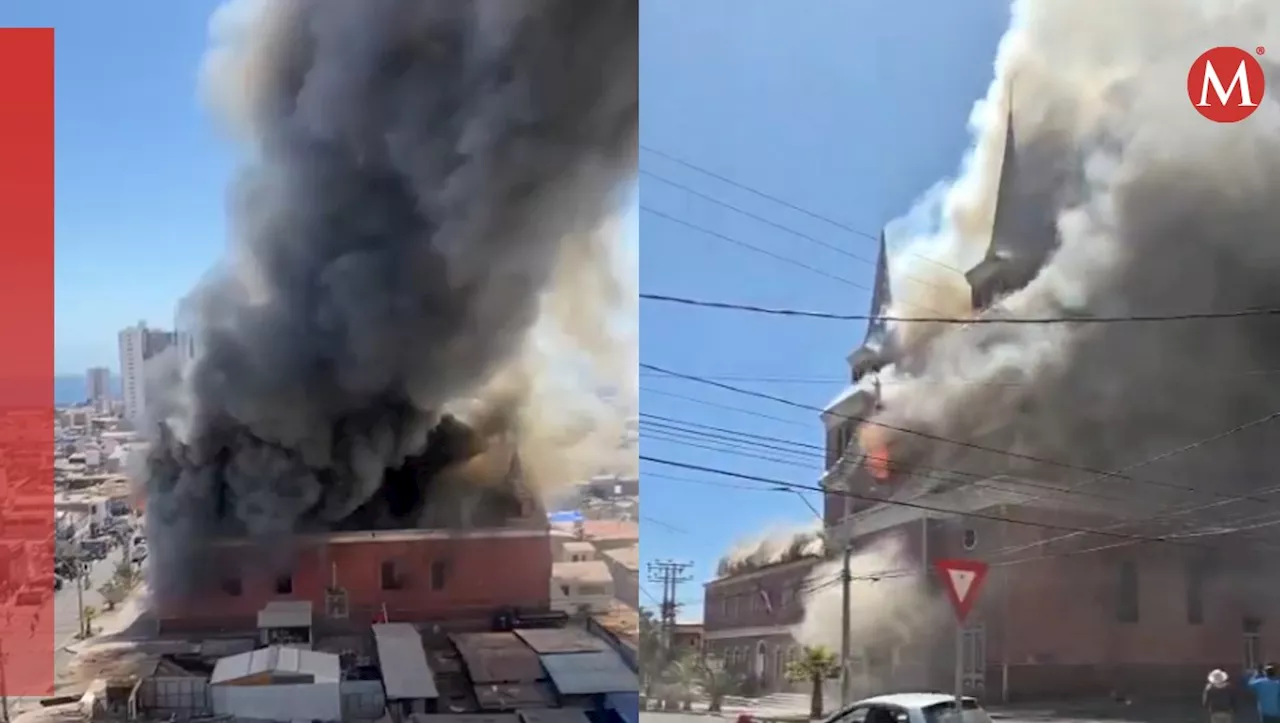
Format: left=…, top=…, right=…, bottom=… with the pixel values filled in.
left=118, top=321, right=177, bottom=424
left=85, top=366, right=111, bottom=404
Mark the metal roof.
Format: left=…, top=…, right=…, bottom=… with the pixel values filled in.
left=514, top=629, right=609, bottom=655
left=209, top=645, right=340, bottom=685
left=256, top=600, right=313, bottom=629
left=451, top=633, right=546, bottom=685
left=472, top=682, right=556, bottom=711
left=407, top=715, right=519, bottom=723
left=373, top=622, right=439, bottom=700
left=539, top=650, right=638, bottom=695
left=518, top=709, right=593, bottom=723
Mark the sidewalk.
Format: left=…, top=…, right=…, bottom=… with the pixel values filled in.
left=62, top=587, right=146, bottom=656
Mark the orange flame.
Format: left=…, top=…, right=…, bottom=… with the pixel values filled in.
left=859, top=425, right=893, bottom=482
left=865, top=443, right=892, bottom=481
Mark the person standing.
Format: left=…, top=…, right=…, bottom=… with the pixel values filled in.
left=1244, top=664, right=1280, bottom=723
left=1204, top=669, right=1236, bottom=723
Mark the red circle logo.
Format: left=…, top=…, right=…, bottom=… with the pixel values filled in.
left=1188, top=46, right=1266, bottom=123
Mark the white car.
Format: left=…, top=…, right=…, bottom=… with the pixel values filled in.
left=826, top=694, right=993, bottom=723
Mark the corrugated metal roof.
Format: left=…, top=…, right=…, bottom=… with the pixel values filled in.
left=451, top=633, right=545, bottom=685
left=373, top=622, right=439, bottom=700
left=471, top=682, right=556, bottom=710
left=209, top=645, right=340, bottom=685
left=514, top=629, right=609, bottom=655
left=539, top=651, right=637, bottom=695
left=407, top=715, right=519, bottom=723
left=518, top=708, right=594, bottom=723
left=256, top=600, right=313, bottom=629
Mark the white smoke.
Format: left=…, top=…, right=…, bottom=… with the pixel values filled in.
left=792, top=534, right=945, bottom=657
left=717, top=522, right=825, bottom=577
left=866, top=0, right=1280, bottom=501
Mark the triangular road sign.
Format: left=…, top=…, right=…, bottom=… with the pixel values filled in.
left=934, top=558, right=989, bottom=622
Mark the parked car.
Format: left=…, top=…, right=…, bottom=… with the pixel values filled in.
left=825, top=694, right=993, bottom=723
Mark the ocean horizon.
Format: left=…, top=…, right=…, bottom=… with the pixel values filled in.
left=55, top=374, right=122, bottom=407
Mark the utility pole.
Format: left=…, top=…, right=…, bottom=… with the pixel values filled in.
left=646, top=560, right=692, bottom=659
left=76, top=560, right=86, bottom=638
left=838, top=544, right=853, bottom=707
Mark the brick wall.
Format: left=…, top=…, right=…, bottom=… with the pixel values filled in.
left=157, top=530, right=551, bottom=632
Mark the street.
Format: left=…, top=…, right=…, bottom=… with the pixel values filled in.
left=639, top=701, right=1211, bottom=723
left=52, top=548, right=126, bottom=674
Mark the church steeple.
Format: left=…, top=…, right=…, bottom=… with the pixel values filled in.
left=848, top=229, right=893, bottom=382
left=965, top=101, right=1020, bottom=310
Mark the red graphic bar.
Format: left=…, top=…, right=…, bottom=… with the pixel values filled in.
left=0, top=27, right=56, bottom=696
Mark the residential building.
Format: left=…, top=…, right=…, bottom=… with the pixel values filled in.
left=85, top=366, right=111, bottom=405
left=118, top=321, right=177, bottom=424
left=818, top=110, right=1280, bottom=700
left=551, top=559, right=616, bottom=614
left=702, top=554, right=819, bottom=696
left=670, top=623, right=705, bottom=658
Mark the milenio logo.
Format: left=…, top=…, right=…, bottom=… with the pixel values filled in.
left=1188, top=46, right=1266, bottom=123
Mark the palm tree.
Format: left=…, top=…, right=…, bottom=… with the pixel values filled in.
left=638, top=608, right=665, bottom=705
left=661, top=651, right=703, bottom=711
left=786, top=645, right=840, bottom=720
left=699, top=657, right=740, bottom=713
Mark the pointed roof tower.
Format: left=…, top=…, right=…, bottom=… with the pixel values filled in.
left=848, top=229, right=893, bottom=380
left=965, top=102, right=1020, bottom=310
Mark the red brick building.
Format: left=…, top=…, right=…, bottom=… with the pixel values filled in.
left=702, top=555, right=821, bottom=695
left=817, top=114, right=1280, bottom=701
left=156, top=528, right=553, bottom=633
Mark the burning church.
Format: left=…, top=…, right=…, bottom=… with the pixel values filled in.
left=143, top=0, right=638, bottom=632
left=805, top=0, right=1280, bottom=701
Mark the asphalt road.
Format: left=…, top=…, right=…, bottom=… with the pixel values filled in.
left=640, top=704, right=1211, bottom=723
left=53, top=548, right=126, bottom=672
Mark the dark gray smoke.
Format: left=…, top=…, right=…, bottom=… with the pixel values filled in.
left=868, top=0, right=1280, bottom=523
left=144, top=0, right=637, bottom=597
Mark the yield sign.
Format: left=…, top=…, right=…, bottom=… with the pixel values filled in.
left=934, top=558, right=989, bottom=622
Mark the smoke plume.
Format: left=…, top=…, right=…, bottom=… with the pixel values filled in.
left=870, top=0, right=1280, bottom=514
left=793, top=534, right=945, bottom=689
left=143, top=0, right=637, bottom=596
left=717, top=523, right=825, bottom=577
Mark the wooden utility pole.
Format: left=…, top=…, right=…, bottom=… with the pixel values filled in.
left=646, top=560, right=692, bottom=658
left=838, top=544, right=853, bottom=706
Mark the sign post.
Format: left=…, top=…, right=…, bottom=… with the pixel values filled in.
left=934, top=559, right=990, bottom=719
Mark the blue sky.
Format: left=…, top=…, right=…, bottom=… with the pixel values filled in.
left=639, top=0, right=1010, bottom=620
left=2, top=0, right=236, bottom=374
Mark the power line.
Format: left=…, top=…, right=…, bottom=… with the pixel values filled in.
left=643, top=369, right=1280, bottom=386
left=642, top=206, right=870, bottom=292
left=641, top=168, right=960, bottom=306
left=639, top=455, right=1238, bottom=552
left=639, top=144, right=966, bottom=279
left=641, top=291, right=1280, bottom=324
left=641, top=404, right=1280, bottom=562
left=641, top=385, right=810, bottom=428
left=640, top=416, right=1144, bottom=506
left=641, top=362, right=1280, bottom=506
